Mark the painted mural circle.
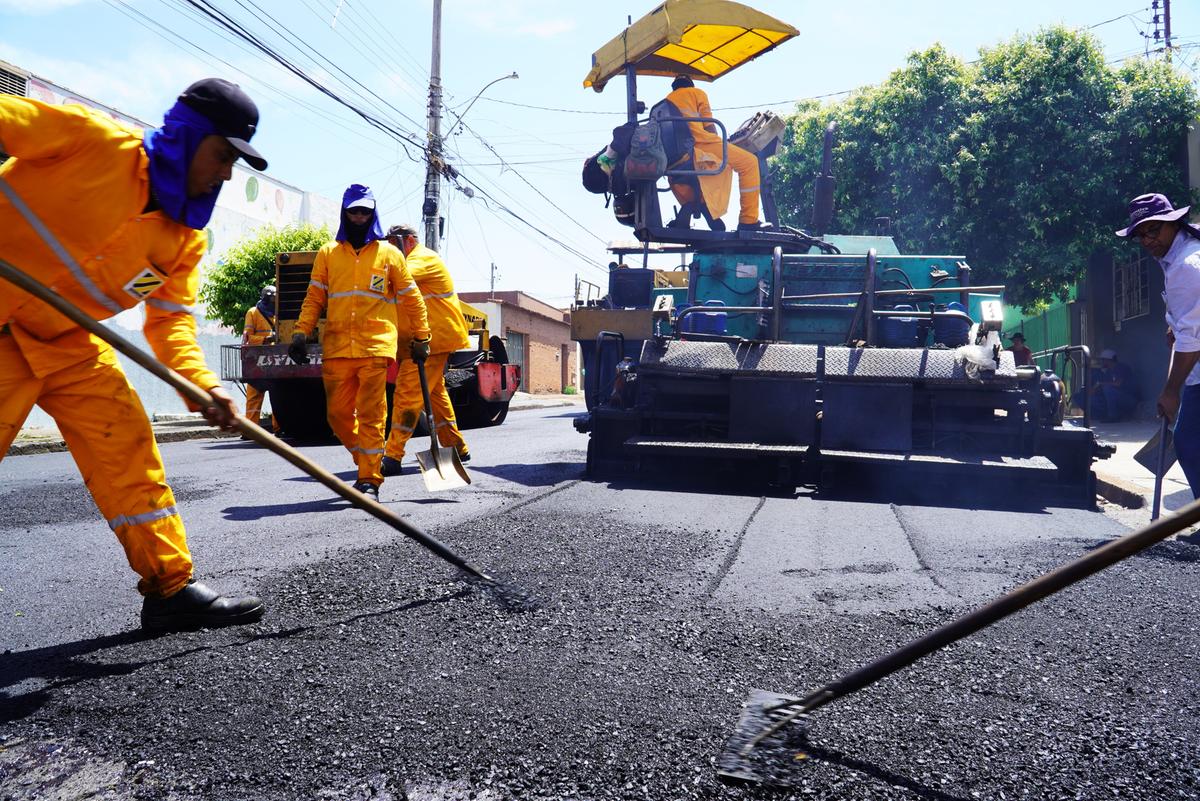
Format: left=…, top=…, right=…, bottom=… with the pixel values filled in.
left=245, top=176, right=259, bottom=202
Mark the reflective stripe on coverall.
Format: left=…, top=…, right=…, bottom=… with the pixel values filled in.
left=386, top=244, right=470, bottom=461
left=242, top=305, right=273, bottom=423
left=0, top=96, right=218, bottom=597
left=296, top=239, right=429, bottom=484
left=665, top=86, right=760, bottom=225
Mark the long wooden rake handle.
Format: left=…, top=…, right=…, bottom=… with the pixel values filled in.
left=0, top=257, right=495, bottom=583
left=745, top=486, right=1200, bottom=753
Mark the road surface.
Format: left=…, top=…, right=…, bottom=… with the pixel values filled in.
left=2, top=406, right=1199, bottom=800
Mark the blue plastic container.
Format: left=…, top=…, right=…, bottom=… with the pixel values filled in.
left=933, top=301, right=971, bottom=347
left=680, top=300, right=728, bottom=335
left=878, top=304, right=920, bottom=347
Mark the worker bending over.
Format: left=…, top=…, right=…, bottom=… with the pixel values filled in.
left=381, top=224, right=471, bottom=476
left=0, top=78, right=266, bottom=631
left=665, top=75, right=764, bottom=231
left=242, top=283, right=277, bottom=434
left=290, top=186, right=430, bottom=498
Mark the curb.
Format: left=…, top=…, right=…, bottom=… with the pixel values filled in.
left=1095, top=471, right=1148, bottom=510
left=507, top=400, right=583, bottom=413
left=8, top=426, right=238, bottom=457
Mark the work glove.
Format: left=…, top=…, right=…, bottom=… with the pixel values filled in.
left=410, top=336, right=431, bottom=363
left=289, top=332, right=310, bottom=365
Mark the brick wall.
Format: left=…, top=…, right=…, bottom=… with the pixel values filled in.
left=461, top=291, right=577, bottom=393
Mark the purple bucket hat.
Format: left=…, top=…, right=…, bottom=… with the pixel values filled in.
left=1115, top=193, right=1191, bottom=237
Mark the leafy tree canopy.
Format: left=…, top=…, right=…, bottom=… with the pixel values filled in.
left=771, top=27, right=1200, bottom=306
left=200, top=223, right=330, bottom=332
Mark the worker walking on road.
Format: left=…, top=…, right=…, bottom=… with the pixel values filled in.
left=242, top=283, right=278, bottom=434
left=0, top=78, right=267, bottom=631
left=381, top=224, right=472, bottom=476
left=290, top=186, right=430, bottom=498
left=665, top=75, right=764, bottom=231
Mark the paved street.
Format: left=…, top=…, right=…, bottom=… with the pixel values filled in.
left=2, top=405, right=1200, bottom=800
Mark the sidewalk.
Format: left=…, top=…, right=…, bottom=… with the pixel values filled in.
left=6, top=391, right=584, bottom=457
left=1088, top=417, right=1192, bottom=518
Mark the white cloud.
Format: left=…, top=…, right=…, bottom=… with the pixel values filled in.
left=0, top=41, right=214, bottom=122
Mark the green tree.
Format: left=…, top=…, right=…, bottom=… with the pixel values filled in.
left=771, top=27, right=1200, bottom=306
left=200, top=223, right=330, bottom=332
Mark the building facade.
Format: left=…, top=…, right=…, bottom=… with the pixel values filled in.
left=459, top=291, right=578, bottom=394
left=1, top=60, right=339, bottom=428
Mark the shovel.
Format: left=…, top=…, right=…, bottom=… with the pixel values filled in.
left=1134, top=417, right=1175, bottom=522
left=718, top=487, right=1200, bottom=784
left=413, top=356, right=471, bottom=492
left=0, top=250, right=530, bottom=612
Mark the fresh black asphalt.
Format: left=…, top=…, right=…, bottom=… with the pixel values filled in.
left=2, top=407, right=1199, bottom=800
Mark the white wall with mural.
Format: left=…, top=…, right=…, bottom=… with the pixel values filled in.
left=20, top=75, right=339, bottom=429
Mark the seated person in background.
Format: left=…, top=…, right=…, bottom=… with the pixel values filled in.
left=664, top=75, right=765, bottom=231
left=1070, top=348, right=1138, bottom=422
left=1006, top=332, right=1033, bottom=366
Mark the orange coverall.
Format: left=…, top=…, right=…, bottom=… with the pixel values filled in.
left=241, top=305, right=274, bottom=423
left=0, top=96, right=218, bottom=598
left=385, top=244, right=471, bottom=462
left=295, top=239, right=429, bottom=485
left=665, top=85, right=760, bottom=225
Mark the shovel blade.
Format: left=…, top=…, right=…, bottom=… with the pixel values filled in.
left=717, top=688, right=811, bottom=786
left=415, top=447, right=472, bottom=492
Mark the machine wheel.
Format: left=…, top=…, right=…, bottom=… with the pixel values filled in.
left=464, top=399, right=509, bottom=428
left=268, top=380, right=332, bottom=439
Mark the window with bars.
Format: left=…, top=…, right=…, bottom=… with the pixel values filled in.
left=1113, top=253, right=1150, bottom=325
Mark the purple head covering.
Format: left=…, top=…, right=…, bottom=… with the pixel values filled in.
left=335, top=184, right=384, bottom=244
left=1115, top=193, right=1192, bottom=237
left=142, top=101, right=223, bottom=230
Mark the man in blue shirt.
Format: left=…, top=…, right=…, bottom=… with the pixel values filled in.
left=1116, top=193, right=1200, bottom=495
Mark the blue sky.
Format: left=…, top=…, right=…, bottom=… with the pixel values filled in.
left=2, top=0, right=1197, bottom=307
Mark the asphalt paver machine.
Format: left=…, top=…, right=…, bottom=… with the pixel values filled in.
left=571, top=0, right=1110, bottom=506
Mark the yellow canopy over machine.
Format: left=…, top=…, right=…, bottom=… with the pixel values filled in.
left=583, top=0, right=798, bottom=92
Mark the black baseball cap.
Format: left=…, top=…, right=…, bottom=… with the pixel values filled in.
left=178, top=78, right=268, bottom=171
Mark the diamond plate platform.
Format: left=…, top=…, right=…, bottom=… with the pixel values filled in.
left=823, top=346, right=1017, bottom=383
left=638, top=340, right=819, bottom=376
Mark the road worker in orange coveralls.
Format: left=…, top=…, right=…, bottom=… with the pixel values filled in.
left=0, top=78, right=267, bottom=631
left=290, top=186, right=430, bottom=498
left=241, top=283, right=278, bottom=433
left=665, top=75, right=765, bottom=230
left=380, top=223, right=471, bottom=477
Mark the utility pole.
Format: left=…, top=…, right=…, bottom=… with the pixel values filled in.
left=490, top=262, right=498, bottom=296
left=1150, top=0, right=1173, bottom=62
left=422, top=0, right=443, bottom=251
left=1164, top=0, right=1173, bottom=63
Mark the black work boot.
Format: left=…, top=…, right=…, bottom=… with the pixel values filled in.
left=353, top=481, right=380, bottom=499
left=380, top=456, right=404, bottom=477
left=141, top=580, right=265, bottom=632
left=457, top=448, right=471, bottom=464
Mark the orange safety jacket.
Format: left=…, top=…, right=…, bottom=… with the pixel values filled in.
left=242, top=306, right=274, bottom=345
left=665, top=86, right=722, bottom=147
left=398, top=244, right=469, bottom=356
left=0, top=95, right=219, bottom=392
left=295, top=239, right=429, bottom=359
